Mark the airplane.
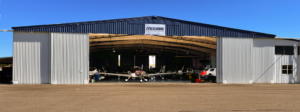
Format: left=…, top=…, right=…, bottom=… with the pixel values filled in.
left=91, top=65, right=186, bottom=83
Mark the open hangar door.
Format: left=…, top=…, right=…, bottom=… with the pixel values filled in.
left=50, top=33, right=89, bottom=84
left=12, top=32, right=90, bottom=84
left=88, top=33, right=216, bottom=83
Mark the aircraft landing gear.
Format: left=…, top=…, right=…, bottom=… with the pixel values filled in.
left=142, top=77, right=148, bottom=82
left=150, top=76, right=156, bottom=82
left=160, top=75, right=164, bottom=80
left=125, top=76, right=131, bottom=82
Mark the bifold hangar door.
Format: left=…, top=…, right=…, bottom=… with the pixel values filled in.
left=51, top=33, right=89, bottom=84
left=13, top=32, right=89, bottom=84
left=13, top=32, right=51, bottom=84
left=216, top=37, right=253, bottom=84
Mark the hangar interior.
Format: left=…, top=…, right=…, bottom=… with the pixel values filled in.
left=88, top=33, right=216, bottom=82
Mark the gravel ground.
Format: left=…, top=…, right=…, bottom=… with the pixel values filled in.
left=1, top=84, right=300, bottom=112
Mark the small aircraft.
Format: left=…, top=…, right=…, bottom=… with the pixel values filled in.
left=92, top=65, right=186, bottom=83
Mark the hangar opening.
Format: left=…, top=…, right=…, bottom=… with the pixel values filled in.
left=88, top=33, right=217, bottom=83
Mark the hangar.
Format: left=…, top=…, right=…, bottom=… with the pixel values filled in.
left=10, top=16, right=300, bottom=84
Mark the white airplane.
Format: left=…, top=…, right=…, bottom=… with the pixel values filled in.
left=92, top=65, right=186, bottom=83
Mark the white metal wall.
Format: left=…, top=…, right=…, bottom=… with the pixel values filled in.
left=13, top=32, right=51, bottom=84
left=253, top=39, right=298, bottom=83
left=252, top=39, right=275, bottom=83
left=274, top=40, right=298, bottom=83
left=274, top=55, right=297, bottom=83
left=298, top=55, right=300, bottom=83
left=216, top=37, right=253, bottom=84
left=51, top=33, right=89, bottom=84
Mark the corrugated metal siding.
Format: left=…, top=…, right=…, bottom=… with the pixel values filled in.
left=12, top=16, right=275, bottom=38
left=274, top=55, right=297, bottom=83
left=298, top=55, right=300, bottom=83
left=273, top=40, right=298, bottom=83
left=216, top=37, right=223, bottom=83
left=13, top=32, right=51, bottom=84
left=252, top=39, right=275, bottom=83
left=51, top=33, right=89, bottom=84
left=217, top=37, right=253, bottom=84
left=253, top=39, right=299, bottom=83
left=14, top=22, right=145, bottom=35
left=166, top=23, right=272, bottom=38
left=13, top=22, right=273, bottom=38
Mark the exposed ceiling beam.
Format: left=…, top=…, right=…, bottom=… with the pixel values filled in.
left=91, top=48, right=194, bottom=56
left=90, top=40, right=214, bottom=53
left=89, top=33, right=128, bottom=38
left=163, top=36, right=217, bottom=43
left=89, top=33, right=217, bottom=43
left=89, top=35, right=216, bottom=49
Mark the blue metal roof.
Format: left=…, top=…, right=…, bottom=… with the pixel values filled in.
left=12, top=16, right=275, bottom=38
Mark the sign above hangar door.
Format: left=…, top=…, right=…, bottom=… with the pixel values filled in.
left=145, top=24, right=166, bottom=36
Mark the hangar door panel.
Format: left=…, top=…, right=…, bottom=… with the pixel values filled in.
left=13, top=32, right=50, bottom=84
left=217, top=37, right=253, bottom=84
left=51, top=33, right=89, bottom=84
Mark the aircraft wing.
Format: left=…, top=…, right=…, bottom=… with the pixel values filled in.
left=98, top=72, right=130, bottom=77
left=148, top=72, right=179, bottom=76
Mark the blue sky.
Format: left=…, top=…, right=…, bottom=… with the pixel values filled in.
left=0, top=0, right=299, bottom=57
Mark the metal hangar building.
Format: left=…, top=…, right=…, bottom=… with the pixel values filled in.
left=11, top=16, right=300, bottom=84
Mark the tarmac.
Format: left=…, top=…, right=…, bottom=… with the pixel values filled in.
left=1, top=84, right=300, bottom=112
